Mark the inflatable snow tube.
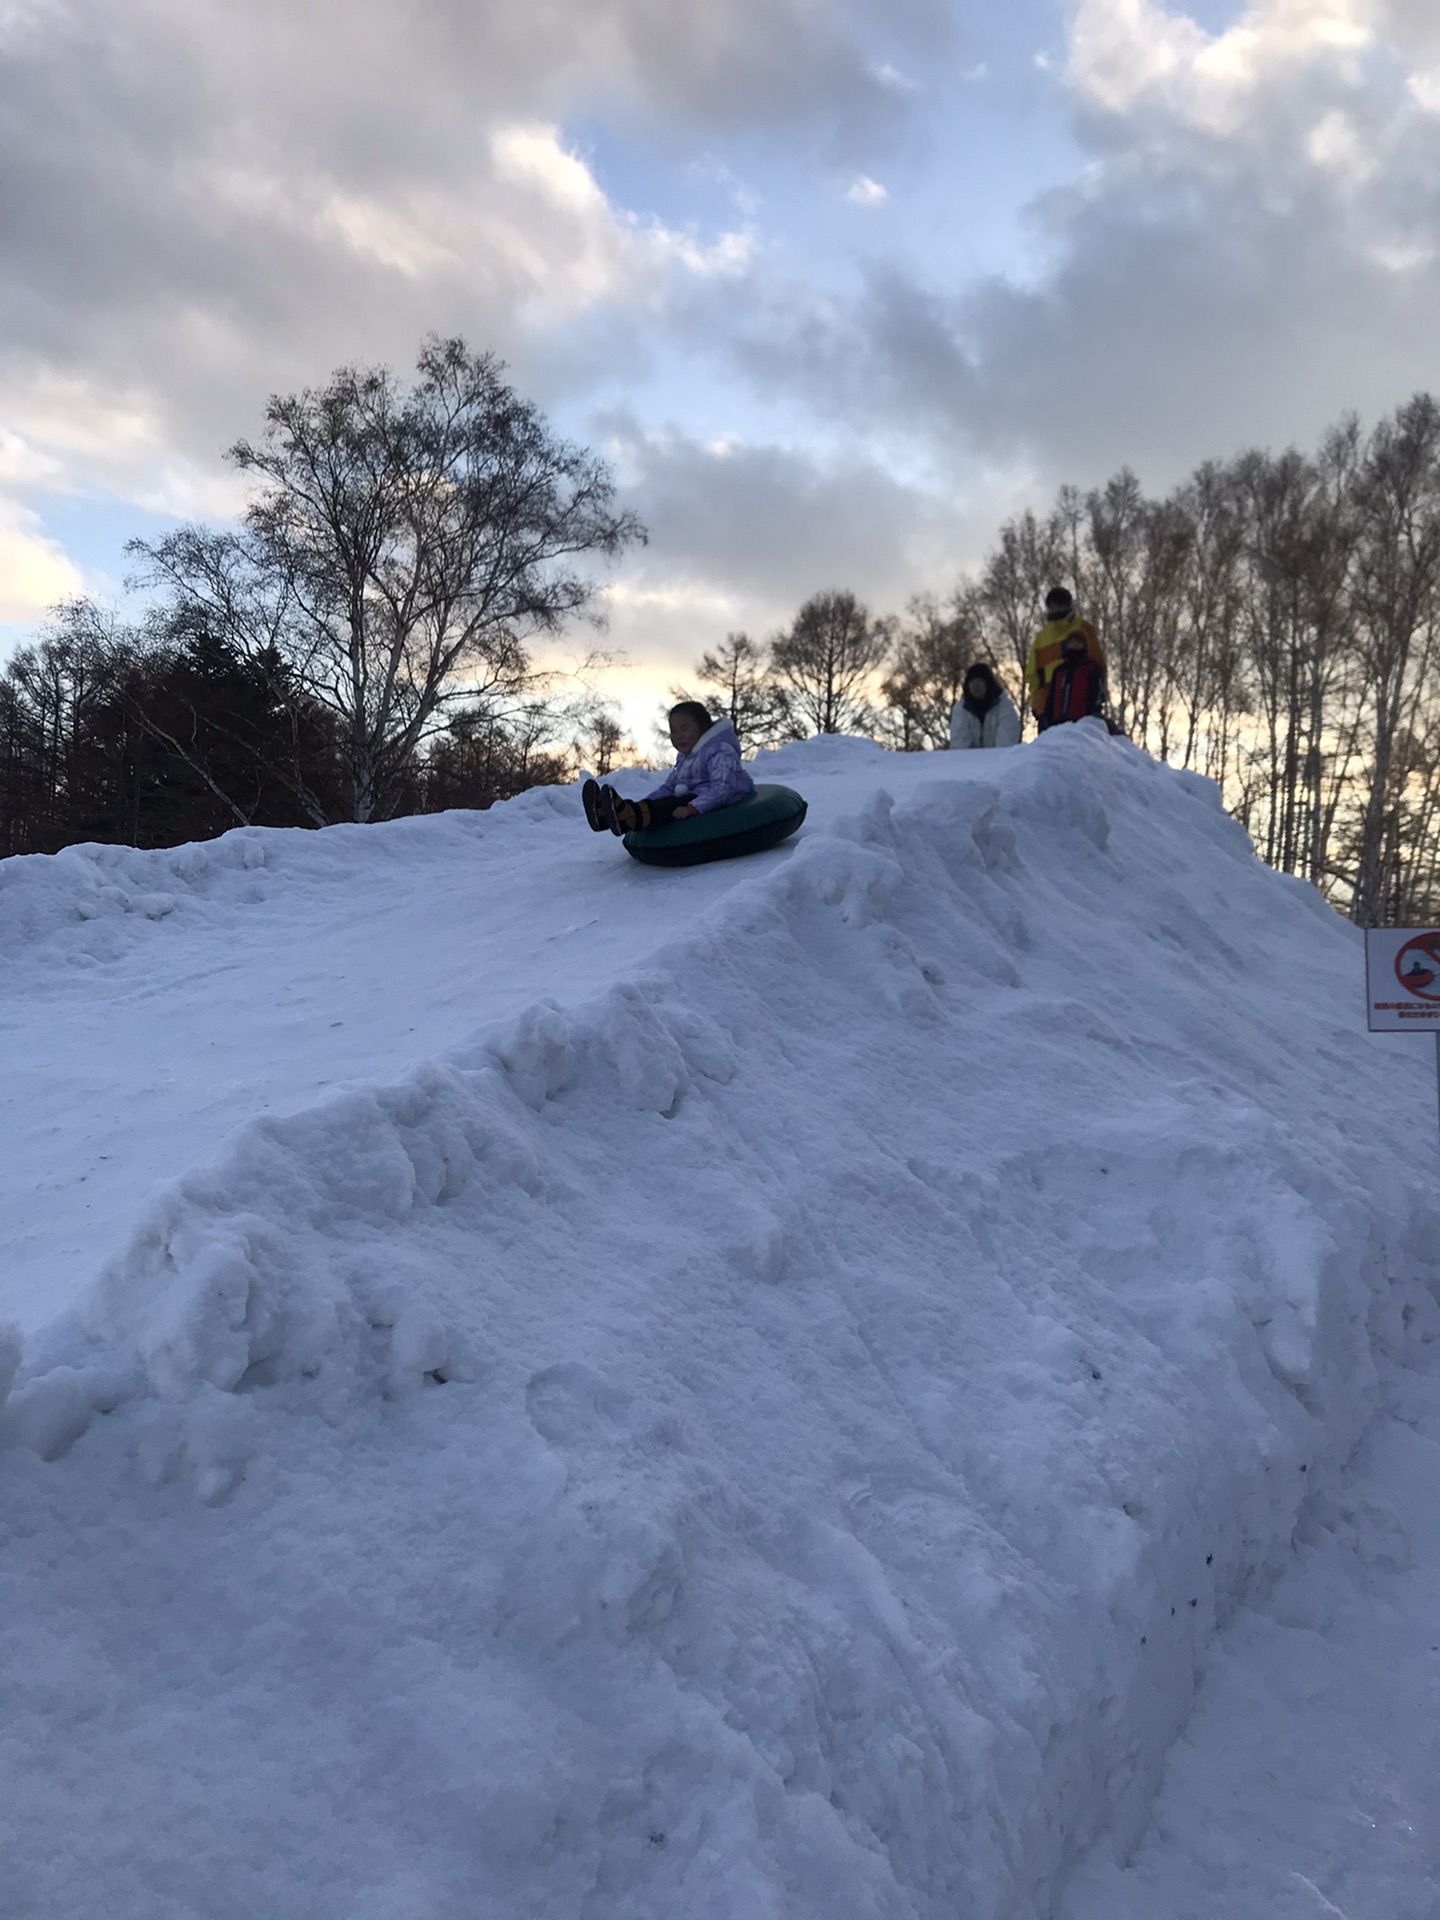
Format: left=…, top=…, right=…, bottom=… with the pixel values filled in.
left=623, top=784, right=808, bottom=868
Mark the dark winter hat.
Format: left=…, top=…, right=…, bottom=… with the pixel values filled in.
left=1044, top=586, right=1074, bottom=619
left=963, top=661, right=998, bottom=688
left=668, top=700, right=712, bottom=732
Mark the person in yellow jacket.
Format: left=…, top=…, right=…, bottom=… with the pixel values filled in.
left=1024, top=587, right=1106, bottom=722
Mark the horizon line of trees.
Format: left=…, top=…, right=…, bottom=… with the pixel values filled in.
left=0, top=337, right=642, bottom=858
left=674, top=394, right=1440, bottom=926
left=2, top=345, right=1437, bottom=925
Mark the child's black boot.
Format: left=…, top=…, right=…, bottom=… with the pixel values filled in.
left=582, top=778, right=610, bottom=832
left=604, top=791, right=648, bottom=834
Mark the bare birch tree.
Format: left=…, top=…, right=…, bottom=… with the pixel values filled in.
left=130, top=337, right=644, bottom=823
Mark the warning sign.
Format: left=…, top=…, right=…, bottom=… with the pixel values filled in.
left=1364, top=927, right=1440, bottom=1030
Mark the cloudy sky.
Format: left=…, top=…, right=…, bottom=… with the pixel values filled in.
left=2, top=0, right=1439, bottom=732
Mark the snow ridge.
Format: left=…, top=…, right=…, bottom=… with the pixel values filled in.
left=0, top=782, right=578, bottom=964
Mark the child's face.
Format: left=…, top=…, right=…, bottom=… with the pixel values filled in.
left=669, top=713, right=705, bottom=753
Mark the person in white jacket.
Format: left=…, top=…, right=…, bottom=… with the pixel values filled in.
left=949, top=662, right=1022, bottom=749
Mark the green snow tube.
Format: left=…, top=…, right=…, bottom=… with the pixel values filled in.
left=623, top=783, right=808, bottom=868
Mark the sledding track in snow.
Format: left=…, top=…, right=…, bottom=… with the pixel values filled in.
left=1, top=725, right=1438, bottom=1920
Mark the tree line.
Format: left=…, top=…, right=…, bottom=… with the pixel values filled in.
left=677, top=396, right=1440, bottom=925
left=3, top=337, right=1437, bottom=923
left=0, top=338, right=638, bottom=857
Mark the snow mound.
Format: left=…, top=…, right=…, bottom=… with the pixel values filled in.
left=0, top=781, right=578, bottom=963
left=2, top=723, right=1437, bottom=1919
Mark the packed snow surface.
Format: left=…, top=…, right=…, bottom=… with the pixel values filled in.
left=2, top=723, right=1437, bottom=1919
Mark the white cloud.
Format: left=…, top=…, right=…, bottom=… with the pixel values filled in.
left=949, top=0, right=1440, bottom=476
left=318, top=191, right=458, bottom=280
left=1067, top=0, right=1208, bottom=115
left=0, top=366, right=251, bottom=521
left=213, top=126, right=753, bottom=322
left=1068, top=0, right=1378, bottom=133
left=1305, top=106, right=1375, bottom=174
left=485, top=125, right=754, bottom=317
left=847, top=175, right=889, bottom=205
left=492, top=123, right=610, bottom=215
left=0, top=0, right=920, bottom=522
left=3, top=370, right=161, bottom=468
left=599, top=578, right=747, bottom=654
left=1371, top=238, right=1434, bottom=272
left=0, top=429, right=66, bottom=490
left=703, top=0, right=1440, bottom=507
left=0, top=500, right=84, bottom=621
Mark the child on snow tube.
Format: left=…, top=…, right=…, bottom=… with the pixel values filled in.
left=582, top=702, right=755, bottom=837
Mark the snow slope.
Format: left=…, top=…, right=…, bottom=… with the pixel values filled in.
left=1, top=723, right=1437, bottom=1919
left=0, top=787, right=764, bottom=1335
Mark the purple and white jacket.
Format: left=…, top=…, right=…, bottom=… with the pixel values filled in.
left=645, top=717, right=755, bottom=814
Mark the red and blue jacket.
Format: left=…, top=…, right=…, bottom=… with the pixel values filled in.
left=1038, top=657, right=1106, bottom=730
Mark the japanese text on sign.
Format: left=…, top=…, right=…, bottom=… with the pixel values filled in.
left=1364, top=928, right=1440, bottom=1031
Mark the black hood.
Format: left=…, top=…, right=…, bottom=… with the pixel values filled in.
left=962, top=674, right=1002, bottom=717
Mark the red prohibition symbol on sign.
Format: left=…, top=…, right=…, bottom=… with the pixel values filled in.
left=1395, top=931, right=1440, bottom=1001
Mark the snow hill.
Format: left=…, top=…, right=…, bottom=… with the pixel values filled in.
left=1, top=723, right=1437, bottom=1919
